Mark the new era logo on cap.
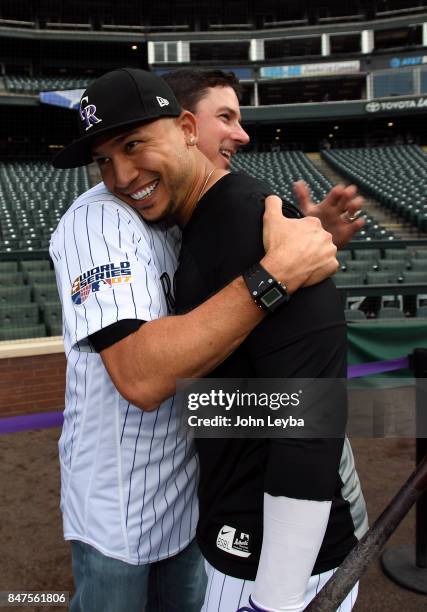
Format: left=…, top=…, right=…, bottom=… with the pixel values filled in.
left=156, top=96, right=170, bottom=107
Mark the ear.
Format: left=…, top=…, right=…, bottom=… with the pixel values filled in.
left=175, top=111, right=199, bottom=145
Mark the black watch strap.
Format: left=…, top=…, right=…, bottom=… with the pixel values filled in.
left=243, top=263, right=290, bottom=314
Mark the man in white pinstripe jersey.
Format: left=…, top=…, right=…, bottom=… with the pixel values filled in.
left=51, top=68, right=339, bottom=612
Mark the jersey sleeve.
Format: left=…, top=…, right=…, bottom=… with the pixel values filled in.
left=50, top=199, right=166, bottom=351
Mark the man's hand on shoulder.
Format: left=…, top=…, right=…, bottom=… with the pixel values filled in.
left=293, top=180, right=365, bottom=250
left=261, top=195, right=338, bottom=294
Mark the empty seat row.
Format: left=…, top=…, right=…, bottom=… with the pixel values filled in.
left=4, top=74, right=94, bottom=93
left=0, top=300, right=62, bottom=339
left=322, top=145, right=427, bottom=233
left=345, top=306, right=427, bottom=321
left=0, top=160, right=90, bottom=253
left=334, top=270, right=427, bottom=286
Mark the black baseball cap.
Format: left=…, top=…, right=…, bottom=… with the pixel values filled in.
left=53, top=68, right=182, bottom=169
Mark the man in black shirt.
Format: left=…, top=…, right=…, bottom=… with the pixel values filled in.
left=163, top=68, right=367, bottom=611
left=174, top=171, right=368, bottom=612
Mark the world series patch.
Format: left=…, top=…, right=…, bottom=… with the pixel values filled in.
left=71, top=261, right=133, bottom=305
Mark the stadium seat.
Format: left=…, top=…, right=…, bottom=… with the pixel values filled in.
left=408, top=259, right=427, bottom=271
left=333, top=272, right=365, bottom=287
left=343, top=260, right=375, bottom=274
left=0, top=324, right=46, bottom=340
left=401, top=271, right=427, bottom=309
left=409, top=248, right=427, bottom=258
left=0, top=272, right=25, bottom=287
left=337, top=250, right=352, bottom=266
left=365, top=271, right=403, bottom=309
left=42, top=302, right=63, bottom=336
left=354, top=249, right=380, bottom=261
left=344, top=309, right=366, bottom=321
left=384, top=249, right=409, bottom=260
left=365, top=271, right=394, bottom=285
left=0, top=261, right=19, bottom=273
left=20, top=260, right=51, bottom=273
left=378, top=259, right=407, bottom=274
left=402, top=271, right=427, bottom=284
left=416, top=306, right=427, bottom=318
left=377, top=307, right=405, bottom=319
left=0, top=286, right=32, bottom=305
left=26, top=270, right=57, bottom=285
left=33, top=283, right=60, bottom=305
left=0, top=303, right=39, bottom=326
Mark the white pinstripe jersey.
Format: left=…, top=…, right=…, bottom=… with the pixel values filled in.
left=50, top=181, right=199, bottom=564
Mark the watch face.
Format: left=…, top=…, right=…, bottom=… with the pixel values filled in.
left=260, top=286, right=284, bottom=308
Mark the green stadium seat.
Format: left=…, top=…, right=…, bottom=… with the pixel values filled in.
left=401, top=271, right=427, bottom=309
left=0, top=324, right=46, bottom=340
left=33, top=283, right=60, bottom=305
left=384, top=249, right=409, bottom=260
left=402, top=271, right=427, bottom=284
left=409, top=248, right=427, bottom=258
left=42, top=302, right=63, bottom=336
left=337, top=250, right=352, bottom=265
left=377, top=307, right=405, bottom=319
left=333, top=272, right=365, bottom=287
left=0, top=303, right=39, bottom=327
left=0, top=286, right=32, bottom=305
left=408, top=259, right=427, bottom=272
left=48, top=321, right=63, bottom=336
left=344, top=309, right=366, bottom=321
left=0, top=261, right=19, bottom=272
left=0, top=272, right=25, bottom=287
left=378, top=259, right=407, bottom=273
left=26, top=270, right=57, bottom=285
left=416, top=306, right=427, bottom=318
left=354, top=249, right=380, bottom=261
left=20, top=259, right=51, bottom=273
left=366, top=271, right=394, bottom=285
left=343, top=260, right=374, bottom=274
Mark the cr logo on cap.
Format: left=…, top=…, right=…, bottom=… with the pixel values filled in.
left=80, top=96, right=103, bottom=131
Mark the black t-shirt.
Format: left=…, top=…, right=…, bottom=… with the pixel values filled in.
left=175, top=172, right=358, bottom=580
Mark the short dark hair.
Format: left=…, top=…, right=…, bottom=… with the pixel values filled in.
left=162, top=69, right=241, bottom=114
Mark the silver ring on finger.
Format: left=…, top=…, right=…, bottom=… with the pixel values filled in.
left=343, top=209, right=362, bottom=224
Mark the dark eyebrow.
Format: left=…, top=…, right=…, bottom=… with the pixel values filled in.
left=92, top=129, right=141, bottom=157
left=217, top=106, right=239, bottom=117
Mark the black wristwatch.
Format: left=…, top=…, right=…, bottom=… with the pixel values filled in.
left=243, top=263, right=290, bottom=313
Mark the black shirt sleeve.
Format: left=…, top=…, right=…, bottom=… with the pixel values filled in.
left=89, top=319, right=145, bottom=352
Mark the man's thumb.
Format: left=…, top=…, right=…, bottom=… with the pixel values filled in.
left=264, top=194, right=285, bottom=217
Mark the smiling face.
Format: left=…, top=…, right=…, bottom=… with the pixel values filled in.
left=92, top=116, right=196, bottom=223
left=192, top=86, right=250, bottom=169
